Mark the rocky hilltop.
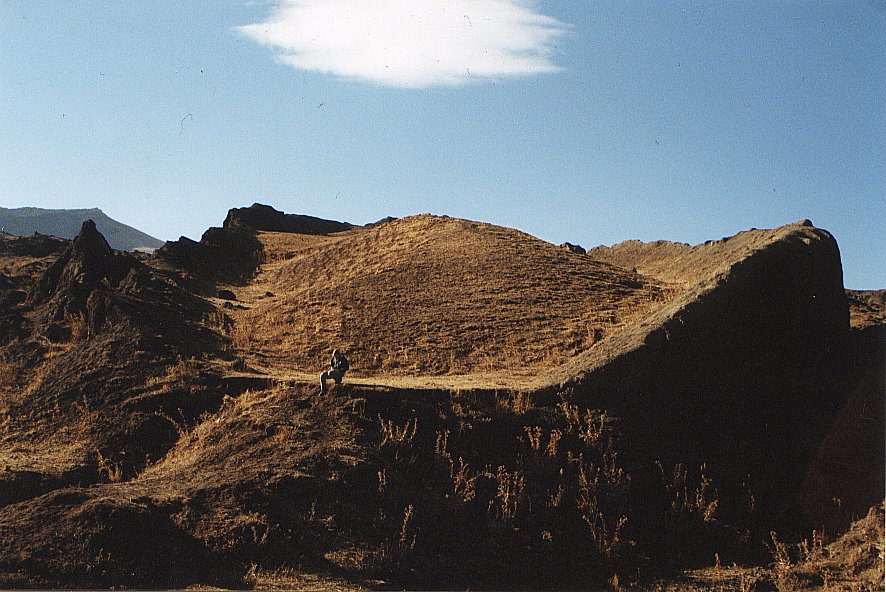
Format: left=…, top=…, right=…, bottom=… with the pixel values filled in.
left=0, top=205, right=881, bottom=590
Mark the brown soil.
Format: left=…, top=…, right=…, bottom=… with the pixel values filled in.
left=0, top=209, right=881, bottom=590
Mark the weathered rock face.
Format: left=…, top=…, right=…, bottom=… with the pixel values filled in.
left=19, top=220, right=218, bottom=351
left=157, top=203, right=350, bottom=282
left=564, top=222, right=851, bottom=530
left=28, top=220, right=143, bottom=327
left=157, top=224, right=262, bottom=283
left=223, top=203, right=352, bottom=235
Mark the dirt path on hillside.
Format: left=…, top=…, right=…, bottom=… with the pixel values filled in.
left=217, top=236, right=538, bottom=391
left=224, top=368, right=539, bottom=392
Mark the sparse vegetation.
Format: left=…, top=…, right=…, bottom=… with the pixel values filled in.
left=228, top=215, right=674, bottom=379
left=0, top=209, right=881, bottom=590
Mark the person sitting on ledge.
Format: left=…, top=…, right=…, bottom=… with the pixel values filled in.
left=319, top=349, right=349, bottom=395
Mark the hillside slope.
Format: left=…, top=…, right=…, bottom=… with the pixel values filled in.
left=229, top=214, right=672, bottom=382
left=0, top=206, right=163, bottom=251
left=0, top=221, right=227, bottom=498
left=0, top=206, right=880, bottom=590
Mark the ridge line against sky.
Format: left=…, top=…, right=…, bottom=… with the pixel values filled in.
left=0, top=1, right=884, bottom=288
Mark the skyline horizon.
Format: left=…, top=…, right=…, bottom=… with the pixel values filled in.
left=1, top=200, right=880, bottom=290
left=2, top=2, right=883, bottom=289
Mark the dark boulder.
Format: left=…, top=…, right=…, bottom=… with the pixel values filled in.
left=158, top=204, right=351, bottom=282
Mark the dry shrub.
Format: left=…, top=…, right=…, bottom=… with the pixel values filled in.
left=768, top=531, right=800, bottom=589
left=66, top=311, right=88, bottom=342
left=524, top=425, right=543, bottom=451
left=495, top=466, right=526, bottom=522
left=546, top=429, right=562, bottom=457
left=798, top=530, right=825, bottom=562
left=497, top=389, right=534, bottom=414
left=560, top=401, right=581, bottom=427
left=663, top=462, right=720, bottom=523
left=574, top=453, right=632, bottom=560
left=398, top=504, right=416, bottom=550
left=450, top=457, right=477, bottom=502
left=434, top=429, right=450, bottom=459
left=579, top=410, right=610, bottom=447
left=379, top=416, right=417, bottom=448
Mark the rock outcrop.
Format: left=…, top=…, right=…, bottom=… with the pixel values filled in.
left=223, top=203, right=352, bottom=235
left=157, top=224, right=262, bottom=283
left=157, top=204, right=350, bottom=283
left=560, top=242, right=586, bottom=254
left=28, top=220, right=144, bottom=328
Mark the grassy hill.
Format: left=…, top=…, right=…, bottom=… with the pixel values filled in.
left=0, top=205, right=881, bottom=590
left=231, top=215, right=673, bottom=382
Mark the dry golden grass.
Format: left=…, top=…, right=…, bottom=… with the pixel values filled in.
left=227, top=215, right=674, bottom=386
left=1, top=216, right=879, bottom=590
left=587, top=220, right=831, bottom=287
left=244, top=566, right=368, bottom=591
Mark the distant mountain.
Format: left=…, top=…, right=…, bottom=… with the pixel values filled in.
left=0, top=207, right=164, bottom=251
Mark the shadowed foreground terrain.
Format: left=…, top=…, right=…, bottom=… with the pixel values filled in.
left=0, top=204, right=882, bottom=590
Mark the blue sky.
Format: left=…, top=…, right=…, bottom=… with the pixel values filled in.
left=1, top=1, right=883, bottom=288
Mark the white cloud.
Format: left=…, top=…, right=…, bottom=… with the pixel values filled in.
left=237, top=0, right=569, bottom=88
